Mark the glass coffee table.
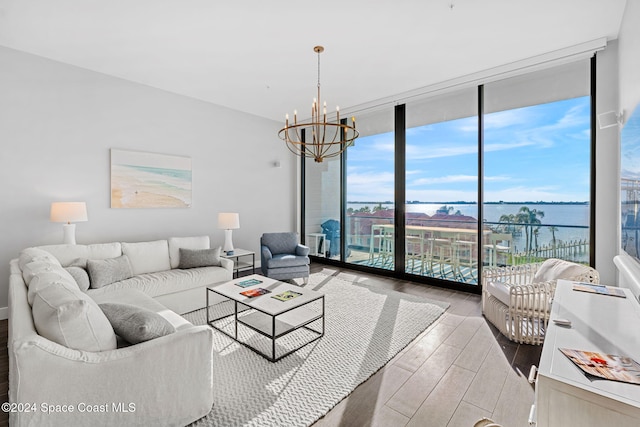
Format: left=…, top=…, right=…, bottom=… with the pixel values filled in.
left=206, top=274, right=325, bottom=362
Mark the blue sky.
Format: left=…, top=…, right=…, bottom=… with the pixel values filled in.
left=347, top=96, right=591, bottom=203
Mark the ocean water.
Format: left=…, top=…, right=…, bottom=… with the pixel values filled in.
left=347, top=202, right=590, bottom=255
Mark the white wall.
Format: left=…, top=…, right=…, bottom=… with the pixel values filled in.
left=595, top=41, right=620, bottom=285
left=0, top=46, right=297, bottom=311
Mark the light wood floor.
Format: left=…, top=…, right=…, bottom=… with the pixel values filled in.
left=309, top=263, right=542, bottom=427
left=0, top=263, right=541, bottom=427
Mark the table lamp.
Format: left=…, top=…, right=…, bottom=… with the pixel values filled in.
left=218, top=212, right=240, bottom=255
left=50, top=202, right=88, bottom=245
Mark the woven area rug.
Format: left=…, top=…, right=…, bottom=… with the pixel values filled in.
left=184, top=273, right=448, bottom=427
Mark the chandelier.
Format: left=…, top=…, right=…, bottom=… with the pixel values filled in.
left=278, top=46, right=358, bottom=163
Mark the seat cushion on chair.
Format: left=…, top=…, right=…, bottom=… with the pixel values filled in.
left=267, top=254, right=310, bottom=269
left=486, top=280, right=511, bottom=306
left=533, top=258, right=590, bottom=283
left=261, top=233, right=299, bottom=255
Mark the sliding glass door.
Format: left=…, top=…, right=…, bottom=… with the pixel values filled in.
left=345, top=109, right=395, bottom=269
left=301, top=58, right=593, bottom=290
left=404, top=88, right=479, bottom=284
left=483, top=60, right=591, bottom=268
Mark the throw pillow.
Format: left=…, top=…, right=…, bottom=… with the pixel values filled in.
left=65, top=266, right=91, bottom=292
left=87, top=255, right=133, bottom=289
left=532, top=258, right=589, bottom=283
left=168, top=236, right=210, bottom=268
left=32, top=283, right=117, bottom=351
left=178, top=247, right=221, bottom=269
left=99, top=303, right=176, bottom=344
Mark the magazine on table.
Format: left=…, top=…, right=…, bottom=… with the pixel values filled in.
left=236, top=278, right=263, bottom=288
left=572, top=283, right=627, bottom=298
left=560, top=348, right=640, bottom=384
left=271, top=290, right=303, bottom=302
left=239, top=288, right=271, bottom=298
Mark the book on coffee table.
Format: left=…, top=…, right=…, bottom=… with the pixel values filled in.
left=271, top=290, right=303, bottom=302
left=236, top=278, right=262, bottom=288
left=240, top=288, right=271, bottom=298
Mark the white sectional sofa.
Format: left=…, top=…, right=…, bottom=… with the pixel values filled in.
left=8, top=236, right=233, bottom=426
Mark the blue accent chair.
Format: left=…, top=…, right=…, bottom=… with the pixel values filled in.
left=260, top=232, right=310, bottom=284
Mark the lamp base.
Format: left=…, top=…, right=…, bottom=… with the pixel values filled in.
left=62, top=223, right=77, bottom=245
left=223, top=229, right=234, bottom=254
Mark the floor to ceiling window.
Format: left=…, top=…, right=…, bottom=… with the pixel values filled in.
left=303, top=155, right=342, bottom=259
left=344, top=109, right=395, bottom=269
left=404, top=88, right=479, bottom=284
left=483, top=61, right=592, bottom=269
left=302, top=58, right=593, bottom=290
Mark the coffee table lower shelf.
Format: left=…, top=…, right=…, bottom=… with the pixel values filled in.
left=206, top=290, right=325, bottom=362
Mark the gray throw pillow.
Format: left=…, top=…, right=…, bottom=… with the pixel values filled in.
left=87, top=255, right=133, bottom=289
left=99, top=303, right=176, bottom=344
left=178, top=247, right=221, bottom=269
left=64, top=266, right=91, bottom=292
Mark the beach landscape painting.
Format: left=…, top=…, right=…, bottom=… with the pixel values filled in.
left=111, top=149, right=192, bottom=208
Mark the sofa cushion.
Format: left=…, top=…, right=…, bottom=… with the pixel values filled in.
left=90, top=288, right=194, bottom=330
left=486, top=280, right=511, bottom=306
left=22, top=261, right=74, bottom=286
left=178, top=247, right=221, bottom=269
left=168, top=236, right=210, bottom=269
left=87, top=255, right=134, bottom=289
left=267, top=254, right=310, bottom=269
left=38, top=243, right=122, bottom=266
left=27, top=269, right=79, bottom=306
left=533, top=258, right=590, bottom=283
left=122, top=240, right=171, bottom=275
left=86, top=266, right=231, bottom=300
left=99, top=303, right=176, bottom=344
left=32, top=283, right=117, bottom=351
left=18, top=247, right=61, bottom=271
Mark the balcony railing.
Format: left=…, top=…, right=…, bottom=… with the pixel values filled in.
left=344, top=213, right=590, bottom=284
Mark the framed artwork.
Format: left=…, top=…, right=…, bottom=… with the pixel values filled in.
left=110, top=149, right=192, bottom=208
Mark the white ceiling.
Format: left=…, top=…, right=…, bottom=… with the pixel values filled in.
left=0, top=0, right=628, bottom=122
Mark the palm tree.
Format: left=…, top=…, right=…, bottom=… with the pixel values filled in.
left=498, top=213, right=516, bottom=233
left=517, top=206, right=545, bottom=253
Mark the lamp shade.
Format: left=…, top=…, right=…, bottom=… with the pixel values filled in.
left=50, top=202, right=88, bottom=224
left=217, top=212, right=240, bottom=230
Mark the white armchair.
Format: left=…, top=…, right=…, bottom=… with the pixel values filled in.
left=482, top=258, right=599, bottom=345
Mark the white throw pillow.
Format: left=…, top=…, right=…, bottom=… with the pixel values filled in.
left=32, top=283, right=117, bottom=352
left=121, top=240, right=171, bottom=275
left=168, top=236, right=210, bottom=269
left=533, top=258, right=590, bottom=283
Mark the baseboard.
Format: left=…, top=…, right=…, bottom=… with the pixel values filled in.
left=0, top=306, right=8, bottom=320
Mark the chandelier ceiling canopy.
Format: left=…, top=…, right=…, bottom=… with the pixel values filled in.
left=278, top=46, right=358, bottom=163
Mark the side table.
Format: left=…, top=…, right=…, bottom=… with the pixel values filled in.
left=220, top=248, right=255, bottom=278
left=307, top=233, right=326, bottom=257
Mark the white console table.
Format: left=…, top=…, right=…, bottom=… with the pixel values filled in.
left=534, top=279, right=640, bottom=426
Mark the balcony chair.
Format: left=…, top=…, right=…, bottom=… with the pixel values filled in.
left=483, top=233, right=514, bottom=267
left=482, top=258, right=599, bottom=345
left=260, top=232, right=310, bottom=284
